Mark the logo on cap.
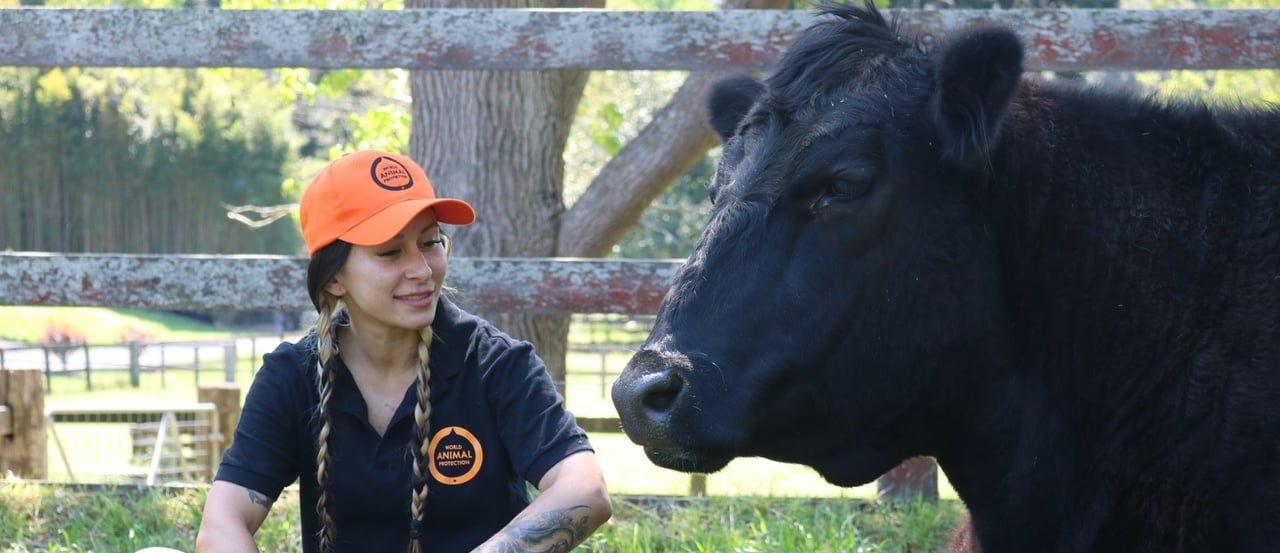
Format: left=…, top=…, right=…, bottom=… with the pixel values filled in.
left=370, top=156, right=414, bottom=191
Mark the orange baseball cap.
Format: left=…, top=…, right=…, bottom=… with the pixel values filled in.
left=300, top=150, right=476, bottom=256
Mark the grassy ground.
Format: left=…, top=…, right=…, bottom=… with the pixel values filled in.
left=0, top=481, right=967, bottom=553
left=0, top=307, right=238, bottom=345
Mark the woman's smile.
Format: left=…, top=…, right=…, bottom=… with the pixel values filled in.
left=395, top=290, right=435, bottom=309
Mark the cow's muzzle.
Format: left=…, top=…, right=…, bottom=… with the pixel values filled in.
left=611, top=348, right=735, bottom=473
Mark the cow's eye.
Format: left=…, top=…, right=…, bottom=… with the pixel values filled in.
left=824, top=176, right=873, bottom=202
left=812, top=163, right=876, bottom=213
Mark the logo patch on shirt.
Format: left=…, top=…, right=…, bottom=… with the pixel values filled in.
left=428, top=426, right=484, bottom=485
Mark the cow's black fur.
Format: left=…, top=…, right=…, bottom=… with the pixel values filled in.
left=612, top=2, right=1280, bottom=551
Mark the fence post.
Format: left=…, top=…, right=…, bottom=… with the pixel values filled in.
left=129, top=341, right=142, bottom=388
left=598, top=350, right=608, bottom=399
left=876, top=456, right=939, bottom=502
left=0, top=369, right=5, bottom=442
left=689, top=474, right=707, bottom=496
left=198, top=383, right=241, bottom=481
left=43, top=348, right=52, bottom=393
left=82, top=343, right=91, bottom=391
left=222, top=343, right=237, bottom=383
left=0, top=368, right=47, bottom=479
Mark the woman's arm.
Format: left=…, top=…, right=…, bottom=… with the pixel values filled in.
left=195, top=480, right=274, bottom=553
left=471, top=451, right=612, bottom=553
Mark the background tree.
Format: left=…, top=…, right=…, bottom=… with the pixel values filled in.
left=566, top=69, right=718, bottom=259
left=0, top=66, right=297, bottom=254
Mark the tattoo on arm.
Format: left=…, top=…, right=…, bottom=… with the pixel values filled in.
left=246, top=489, right=274, bottom=509
left=489, top=505, right=591, bottom=553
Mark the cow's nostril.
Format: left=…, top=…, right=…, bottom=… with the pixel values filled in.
left=640, top=370, right=684, bottom=414
left=643, top=388, right=677, bottom=412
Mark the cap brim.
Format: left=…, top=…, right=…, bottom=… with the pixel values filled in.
left=340, top=198, right=476, bottom=246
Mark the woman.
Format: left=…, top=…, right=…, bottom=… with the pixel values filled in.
left=195, top=150, right=611, bottom=552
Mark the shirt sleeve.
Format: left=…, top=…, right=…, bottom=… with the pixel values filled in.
left=214, top=341, right=312, bottom=500
left=478, top=334, right=593, bottom=487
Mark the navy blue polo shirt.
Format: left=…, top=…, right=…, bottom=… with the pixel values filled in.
left=215, top=296, right=593, bottom=553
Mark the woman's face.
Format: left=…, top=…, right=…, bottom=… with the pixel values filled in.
left=326, top=210, right=448, bottom=335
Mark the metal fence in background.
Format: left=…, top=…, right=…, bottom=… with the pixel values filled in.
left=18, top=315, right=652, bottom=485
left=1, top=316, right=651, bottom=397
left=0, top=335, right=297, bottom=394
left=45, top=404, right=220, bottom=485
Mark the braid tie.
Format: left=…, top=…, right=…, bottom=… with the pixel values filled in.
left=314, top=296, right=342, bottom=553
left=408, top=518, right=423, bottom=540
left=407, top=326, right=434, bottom=553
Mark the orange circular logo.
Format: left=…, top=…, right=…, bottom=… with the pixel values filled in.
left=369, top=156, right=414, bottom=191
left=428, top=426, right=483, bottom=485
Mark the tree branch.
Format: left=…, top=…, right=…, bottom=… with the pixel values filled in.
left=557, top=0, right=790, bottom=258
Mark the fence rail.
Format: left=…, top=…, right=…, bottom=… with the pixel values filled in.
left=1, top=8, right=1278, bottom=71
left=0, top=253, right=680, bottom=314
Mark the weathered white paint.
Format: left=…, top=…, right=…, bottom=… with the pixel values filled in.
left=0, top=253, right=680, bottom=314
left=0, top=8, right=1276, bottom=71
left=0, top=8, right=806, bottom=70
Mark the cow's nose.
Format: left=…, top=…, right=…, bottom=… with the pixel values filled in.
left=611, top=350, right=687, bottom=445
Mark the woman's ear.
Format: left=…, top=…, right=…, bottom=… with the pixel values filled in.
left=324, top=279, right=346, bottom=298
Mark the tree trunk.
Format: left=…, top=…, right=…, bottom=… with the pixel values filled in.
left=408, top=0, right=603, bottom=392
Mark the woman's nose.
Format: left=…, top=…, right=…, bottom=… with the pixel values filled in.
left=405, top=252, right=432, bottom=279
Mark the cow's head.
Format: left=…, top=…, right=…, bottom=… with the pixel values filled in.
left=612, top=2, right=1023, bottom=486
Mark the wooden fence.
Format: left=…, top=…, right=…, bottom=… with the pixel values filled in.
left=1, top=6, right=1277, bottom=498
left=2, top=8, right=1278, bottom=71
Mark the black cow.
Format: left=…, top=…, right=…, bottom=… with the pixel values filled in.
left=611, top=2, right=1280, bottom=551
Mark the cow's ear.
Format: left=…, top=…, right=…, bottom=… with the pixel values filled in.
left=707, top=74, right=764, bottom=142
left=930, top=27, right=1023, bottom=168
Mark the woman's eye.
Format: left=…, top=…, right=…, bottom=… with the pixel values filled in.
left=378, top=249, right=401, bottom=257
left=421, top=239, right=445, bottom=249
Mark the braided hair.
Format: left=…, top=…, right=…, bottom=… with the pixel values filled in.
left=408, top=326, right=432, bottom=553
left=306, top=240, right=434, bottom=553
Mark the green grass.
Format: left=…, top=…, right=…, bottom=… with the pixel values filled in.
left=0, top=482, right=966, bottom=553
left=0, top=307, right=239, bottom=346
left=591, top=495, right=967, bottom=552
left=0, top=482, right=297, bottom=553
